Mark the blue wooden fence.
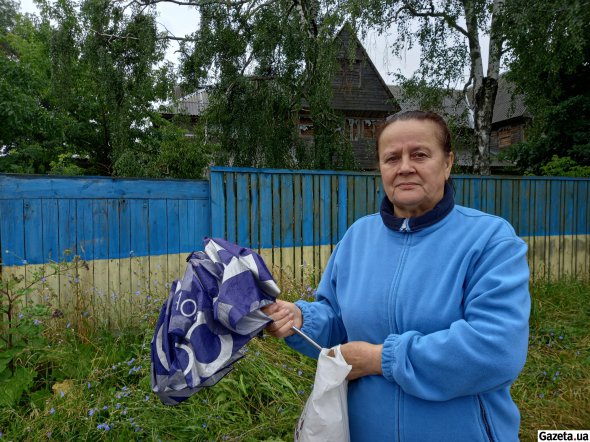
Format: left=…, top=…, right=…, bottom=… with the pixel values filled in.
left=1, top=168, right=589, bottom=323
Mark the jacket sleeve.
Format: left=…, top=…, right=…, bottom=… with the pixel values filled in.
left=381, top=236, right=531, bottom=401
left=284, top=244, right=348, bottom=358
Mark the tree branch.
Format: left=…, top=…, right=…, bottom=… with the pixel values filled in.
left=395, top=2, right=471, bottom=41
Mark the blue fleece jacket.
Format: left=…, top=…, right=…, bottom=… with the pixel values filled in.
left=285, top=191, right=530, bottom=442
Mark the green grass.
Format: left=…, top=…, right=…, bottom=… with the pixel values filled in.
left=514, top=277, right=590, bottom=441
left=0, top=277, right=588, bottom=441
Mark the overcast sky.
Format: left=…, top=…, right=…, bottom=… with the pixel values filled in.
left=18, top=0, right=481, bottom=85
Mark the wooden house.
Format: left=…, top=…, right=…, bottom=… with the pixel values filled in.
left=298, top=25, right=399, bottom=169
left=163, top=25, right=399, bottom=170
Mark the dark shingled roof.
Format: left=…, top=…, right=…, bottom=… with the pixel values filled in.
left=491, top=76, right=528, bottom=124
left=388, top=75, right=528, bottom=127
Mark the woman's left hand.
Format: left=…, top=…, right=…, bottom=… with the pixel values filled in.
left=339, top=341, right=383, bottom=380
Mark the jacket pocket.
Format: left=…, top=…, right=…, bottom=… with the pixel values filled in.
left=478, top=395, right=495, bottom=442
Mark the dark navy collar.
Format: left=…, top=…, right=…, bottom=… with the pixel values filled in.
left=380, top=182, right=455, bottom=232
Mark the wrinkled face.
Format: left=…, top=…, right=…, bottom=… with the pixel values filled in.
left=378, top=119, right=454, bottom=219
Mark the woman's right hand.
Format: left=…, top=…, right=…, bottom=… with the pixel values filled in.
left=262, top=300, right=303, bottom=338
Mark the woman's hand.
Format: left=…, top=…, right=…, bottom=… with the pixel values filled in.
left=340, top=341, right=383, bottom=380
left=262, top=300, right=303, bottom=339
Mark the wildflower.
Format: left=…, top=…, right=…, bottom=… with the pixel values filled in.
left=112, top=365, right=117, bottom=371
left=103, top=405, right=108, bottom=410
left=538, top=393, right=545, bottom=399
left=127, top=358, right=135, bottom=366
left=34, top=319, right=40, bottom=326
left=97, top=423, right=110, bottom=431
left=145, top=395, right=150, bottom=402
left=66, top=323, right=71, bottom=329
left=202, top=423, right=207, bottom=428
left=75, top=277, right=79, bottom=283
left=298, top=370, right=303, bottom=376
left=559, top=335, right=564, bottom=340
left=89, top=408, right=96, bottom=417
left=41, top=277, right=47, bottom=283
left=49, top=407, right=55, bottom=415
left=298, top=389, right=305, bottom=395
left=60, top=391, right=65, bottom=398
left=135, top=290, right=140, bottom=296
left=123, top=408, right=127, bottom=415
left=47, top=432, right=51, bottom=438
left=116, top=403, right=121, bottom=409
left=18, top=313, right=24, bottom=320
left=87, top=382, right=91, bottom=389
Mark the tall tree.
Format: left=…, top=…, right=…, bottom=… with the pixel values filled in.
left=499, top=0, right=590, bottom=175
left=162, top=0, right=355, bottom=169
left=1, top=0, right=211, bottom=178
left=347, top=0, right=506, bottom=175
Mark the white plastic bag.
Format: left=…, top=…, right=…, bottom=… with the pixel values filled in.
left=294, top=345, right=352, bottom=442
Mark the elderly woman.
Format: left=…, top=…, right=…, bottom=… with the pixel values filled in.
left=263, top=110, right=530, bottom=441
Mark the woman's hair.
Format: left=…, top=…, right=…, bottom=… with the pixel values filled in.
left=375, top=110, right=453, bottom=161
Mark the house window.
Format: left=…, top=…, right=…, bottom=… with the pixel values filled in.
left=363, top=120, right=376, bottom=139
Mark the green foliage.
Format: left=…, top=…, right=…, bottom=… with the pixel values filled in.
left=501, top=0, right=590, bottom=174
left=539, top=156, right=590, bottom=178
left=178, top=0, right=355, bottom=169
left=0, top=0, right=209, bottom=178
left=0, top=274, right=52, bottom=408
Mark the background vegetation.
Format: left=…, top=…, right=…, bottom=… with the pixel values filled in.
left=0, top=262, right=588, bottom=441
left=1, top=0, right=589, bottom=176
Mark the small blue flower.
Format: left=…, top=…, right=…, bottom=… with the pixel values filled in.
left=89, top=408, right=96, bottom=417
left=145, top=395, right=150, bottom=402
left=87, top=382, right=91, bottom=389
left=116, top=403, right=121, bottom=409
left=18, top=313, right=24, bottom=320
left=298, top=370, right=303, bottom=376
left=66, top=323, right=71, bottom=329
left=127, top=358, right=135, bottom=365
left=298, top=389, right=305, bottom=395
left=135, top=290, right=140, bottom=296
left=538, top=393, right=545, bottom=399
left=41, top=277, right=47, bottom=283
left=49, top=407, right=55, bottom=415
left=60, top=391, right=65, bottom=398
left=47, top=432, right=51, bottom=438
left=123, top=408, right=127, bottom=415
left=202, top=422, right=207, bottom=428
left=34, top=319, right=40, bottom=326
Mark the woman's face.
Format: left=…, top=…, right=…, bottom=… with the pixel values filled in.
left=378, top=119, right=454, bottom=219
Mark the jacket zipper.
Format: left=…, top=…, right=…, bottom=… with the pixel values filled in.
left=478, top=396, right=494, bottom=442
left=390, top=233, right=411, bottom=441
left=400, top=218, right=410, bottom=232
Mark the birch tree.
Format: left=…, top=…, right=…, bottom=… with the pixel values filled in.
left=348, top=0, right=506, bottom=174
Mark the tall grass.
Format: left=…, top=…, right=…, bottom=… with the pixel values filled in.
left=514, top=277, right=590, bottom=441
left=0, top=273, right=588, bottom=441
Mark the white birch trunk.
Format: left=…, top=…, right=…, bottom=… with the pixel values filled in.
left=463, top=0, right=503, bottom=175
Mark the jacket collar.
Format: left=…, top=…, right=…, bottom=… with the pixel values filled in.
left=380, top=182, right=455, bottom=232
